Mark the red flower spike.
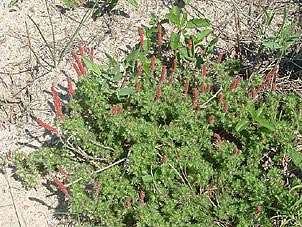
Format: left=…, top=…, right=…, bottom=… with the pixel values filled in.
left=89, top=47, right=94, bottom=62
left=206, top=84, right=211, bottom=93
left=202, top=63, right=207, bottom=77
left=125, top=197, right=131, bottom=208
left=172, top=58, right=177, bottom=72
left=157, top=24, right=163, bottom=46
left=208, top=115, right=215, bottom=124
left=188, top=39, right=193, bottom=51
left=51, top=86, right=63, bottom=120
left=137, top=65, right=143, bottom=76
left=112, top=105, right=117, bottom=115
left=138, top=27, right=144, bottom=46
left=184, top=81, right=189, bottom=95
left=36, top=118, right=57, bottom=132
left=201, top=82, right=205, bottom=94
left=218, top=93, right=224, bottom=105
left=71, top=51, right=85, bottom=75
left=223, top=101, right=229, bottom=113
left=169, top=121, right=173, bottom=129
left=154, top=86, right=161, bottom=102
left=151, top=55, right=156, bottom=74
left=117, top=106, right=123, bottom=115
left=7, top=150, right=12, bottom=160
left=192, top=88, right=198, bottom=106
left=265, top=65, right=279, bottom=82
left=95, top=181, right=101, bottom=196
left=136, top=80, right=141, bottom=92
left=214, top=133, right=222, bottom=143
left=255, top=205, right=261, bottom=217
left=54, top=178, right=68, bottom=195
left=67, top=76, right=75, bottom=96
left=229, top=79, right=238, bottom=92
left=73, top=63, right=81, bottom=77
left=139, top=190, right=145, bottom=205
left=252, top=89, right=257, bottom=99
left=78, top=44, right=85, bottom=57
left=162, top=155, right=167, bottom=164
left=218, top=53, right=223, bottom=64
left=271, top=82, right=276, bottom=92
left=160, top=65, right=166, bottom=83
left=195, top=104, right=201, bottom=114
left=58, top=168, right=70, bottom=181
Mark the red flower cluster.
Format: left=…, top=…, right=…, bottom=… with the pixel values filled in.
left=151, top=55, right=156, bottom=74
left=229, top=76, right=242, bottom=92
left=154, top=86, right=161, bottom=102
left=139, top=190, right=145, bottom=205
left=67, top=76, right=75, bottom=96
left=157, top=24, right=163, bottom=46
left=213, top=133, right=222, bottom=143
left=138, top=27, right=144, bottom=46
left=136, top=80, right=141, bottom=92
left=58, top=168, right=70, bottom=181
left=36, top=118, right=57, bottom=132
left=51, top=86, right=63, bottom=120
left=54, top=178, right=68, bottom=196
left=192, top=88, right=198, bottom=106
left=202, top=63, right=207, bottom=77
left=184, top=81, right=189, bottom=95
left=160, top=65, right=166, bottom=83
left=112, top=105, right=123, bottom=115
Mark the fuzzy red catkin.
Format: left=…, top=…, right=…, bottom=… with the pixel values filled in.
left=218, top=93, right=224, bottom=105
left=89, top=47, right=94, bottom=62
left=206, top=84, right=211, bottom=93
left=233, top=146, right=240, bottom=155
left=214, top=133, right=222, bottom=143
left=36, top=118, right=57, bottom=132
left=201, top=82, right=205, bottom=94
left=137, top=65, right=143, bottom=76
left=162, top=155, right=167, bottom=164
left=67, top=76, right=75, bottom=96
left=154, top=86, right=161, bottom=102
left=188, top=39, right=192, bottom=51
left=218, top=53, right=223, bottom=64
left=202, top=63, right=207, bottom=77
left=251, top=89, right=257, bottom=99
left=125, top=197, right=131, bottom=208
left=51, top=86, right=63, bottom=119
left=271, top=82, right=276, bottom=92
left=95, top=181, right=101, bottom=196
left=160, top=65, right=166, bottom=83
left=208, top=115, right=215, bottom=124
left=136, top=80, right=141, bottom=92
left=138, top=27, right=144, bottom=46
left=151, top=55, right=156, bottom=74
left=58, top=168, right=70, bottom=181
left=7, top=150, right=12, bottom=160
left=234, top=45, right=239, bottom=59
left=78, top=44, right=85, bottom=57
left=265, top=65, right=279, bottom=82
left=184, top=81, right=189, bottom=95
left=112, top=104, right=117, bottom=115
left=195, top=104, right=201, bottom=114
left=71, top=51, right=85, bottom=75
left=223, top=101, right=229, bottom=113
left=54, top=178, right=68, bottom=195
left=157, top=24, right=163, bottom=46
left=73, top=63, right=81, bottom=77
left=139, top=190, right=145, bottom=205
left=172, top=58, right=177, bottom=72
left=192, top=88, right=198, bottom=106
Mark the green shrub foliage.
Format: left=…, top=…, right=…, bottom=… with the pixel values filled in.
left=14, top=5, right=302, bottom=226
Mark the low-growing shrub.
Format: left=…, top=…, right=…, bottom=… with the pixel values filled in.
left=14, top=5, right=302, bottom=226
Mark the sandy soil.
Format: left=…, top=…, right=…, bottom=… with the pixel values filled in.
left=0, top=0, right=300, bottom=226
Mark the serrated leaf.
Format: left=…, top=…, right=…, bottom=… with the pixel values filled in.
left=186, top=18, right=211, bottom=28
left=170, top=32, right=180, bottom=50
left=118, top=87, right=136, bottom=96
left=82, top=57, right=101, bottom=76
left=235, top=118, right=250, bottom=132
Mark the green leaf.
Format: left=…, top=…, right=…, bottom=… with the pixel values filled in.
left=112, top=73, right=123, bottom=82
left=118, top=87, right=136, bottom=96
left=166, top=12, right=180, bottom=26
left=183, top=0, right=190, bottom=3
left=255, top=104, right=265, bottom=119
left=262, top=39, right=282, bottom=49
left=235, top=118, right=250, bottom=132
left=186, top=18, right=211, bottom=28
left=195, top=29, right=212, bottom=43
left=105, top=53, right=118, bottom=67
left=205, top=36, right=218, bottom=56
left=178, top=46, right=196, bottom=61
left=181, top=12, right=188, bottom=27
left=142, top=175, right=153, bottom=183
left=170, top=32, right=180, bottom=50
left=255, top=117, right=275, bottom=131
left=82, top=57, right=101, bottom=76
left=289, top=149, right=302, bottom=169
left=171, top=5, right=180, bottom=17
left=126, top=0, right=138, bottom=7
left=247, top=102, right=256, bottom=121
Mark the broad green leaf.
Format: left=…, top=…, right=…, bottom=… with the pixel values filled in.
left=105, top=52, right=118, bottom=67
left=82, top=57, right=101, bottom=76
left=247, top=102, right=256, bottom=120
left=255, top=104, right=265, bottom=119
left=181, top=12, right=188, bottom=27
left=126, top=0, right=138, bottom=7
left=118, top=87, right=136, bottom=96
left=183, top=0, right=190, bottom=3
left=205, top=36, right=218, bottom=56
left=142, top=175, right=153, bottom=183
left=235, top=118, right=250, bottom=132
left=178, top=46, right=196, bottom=61
left=112, top=73, right=123, bottom=82
left=170, top=32, right=180, bottom=50
left=196, top=29, right=212, bottom=43
left=289, top=149, right=302, bottom=169
left=186, top=18, right=211, bottom=28
left=171, top=5, right=180, bottom=17
left=166, top=13, right=180, bottom=26
left=262, top=39, right=282, bottom=49
left=255, top=117, right=275, bottom=131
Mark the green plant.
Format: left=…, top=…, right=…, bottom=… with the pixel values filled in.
left=14, top=5, right=302, bottom=226
left=260, top=6, right=301, bottom=64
